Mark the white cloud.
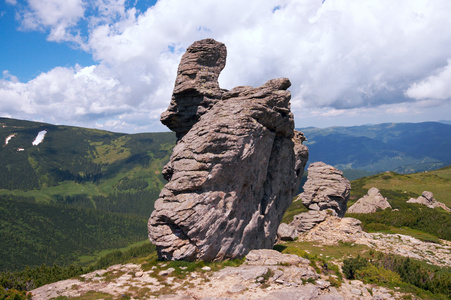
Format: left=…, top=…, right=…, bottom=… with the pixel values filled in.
left=405, top=59, right=451, bottom=100
left=3, top=0, right=451, bottom=132
left=18, top=0, right=85, bottom=44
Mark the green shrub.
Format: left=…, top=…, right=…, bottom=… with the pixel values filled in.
left=342, top=255, right=369, bottom=279
left=0, top=286, right=32, bottom=300
left=362, top=222, right=391, bottom=232
left=355, top=264, right=402, bottom=285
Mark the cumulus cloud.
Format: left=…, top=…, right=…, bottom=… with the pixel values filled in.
left=405, top=59, right=451, bottom=100
left=2, top=0, right=451, bottom=132
left=17, top=0, right=86, bottom=44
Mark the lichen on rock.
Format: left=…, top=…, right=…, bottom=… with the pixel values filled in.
left=148, top=39, right=308, bottom=261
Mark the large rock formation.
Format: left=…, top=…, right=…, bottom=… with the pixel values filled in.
left=407, top=191, right=450, bottom=212
left=148, top=39, right=308, bottom=261
left=284, top=162, right=351, bottom=236
left=347, top=187, right=391, bottom=214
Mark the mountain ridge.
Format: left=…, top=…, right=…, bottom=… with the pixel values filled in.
left=298, top=121, right=451, bottom=173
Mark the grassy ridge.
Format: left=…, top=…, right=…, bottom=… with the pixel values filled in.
left=350, top=165, right=451, bottom=206
left=345, top=165, right=451, bottom=242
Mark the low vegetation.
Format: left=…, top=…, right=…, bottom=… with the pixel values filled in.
left=349, top=166, right=451, bottom=207
left=346, top=167, right=451, bottom=242
left=342, top=251, right=451, bottom=299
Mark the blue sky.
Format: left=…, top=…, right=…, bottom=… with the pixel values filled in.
left=1, top=0, right=451, bottom=133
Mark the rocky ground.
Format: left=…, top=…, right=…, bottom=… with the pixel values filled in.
left=299, top=216, right=451, bottom=267
left=32, top=248, right=412, bottom=300
left=29, top=217, right=451, bottom=299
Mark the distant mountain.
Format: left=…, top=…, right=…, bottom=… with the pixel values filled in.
left=298, top=122, right=451, bottom=173
left=0, top=117, right=176, bottom=271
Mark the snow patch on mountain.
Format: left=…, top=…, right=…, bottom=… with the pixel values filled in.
left=5, top=133, right=16, bottom=145
left=32, top=130, right=47, bottom=146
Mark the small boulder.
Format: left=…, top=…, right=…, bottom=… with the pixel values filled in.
left=347, top=187, right=391, bottom=214
left=290, top=210, right=328, bottom=233
left=277, top=223, right=298, bottom=241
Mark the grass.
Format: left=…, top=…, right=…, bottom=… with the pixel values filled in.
left=275, top=240, right=370, bottom=261
left=77, top=240, right=151, bottom=266
left=368, top=226, right=442, bottom=244
left=351, top=166, right=451, bottom=207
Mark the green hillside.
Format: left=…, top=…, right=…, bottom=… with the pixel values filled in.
left=346, top=165, right=451, bottom=242
left=0, top=117, right=176, bottom=271
left=350, top=165, right=451, bottom=207
left=0, top=117, right=175, bottom=216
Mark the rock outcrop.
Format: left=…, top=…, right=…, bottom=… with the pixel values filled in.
left=298, top=162, right=351, bottom=217
left=148, top=39, right=308, bottom=261
left=283, top=162, right=351, bottom=236
left=407, top=191, right=450, bottom=212
left=347, top=187, right=391, bottom=214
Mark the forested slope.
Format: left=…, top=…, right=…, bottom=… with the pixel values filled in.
left=0, top=117, right=175, bottom=271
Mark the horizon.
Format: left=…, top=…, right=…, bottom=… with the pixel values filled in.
left=2, top=115, right=450, bottom=135
left=1, top=0, right=451, bottom=133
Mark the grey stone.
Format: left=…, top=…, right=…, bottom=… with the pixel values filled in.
left=290, top=210, right=328, bottom=233
left=148, top=39, right=308, bottom=261
left=160, top=38, right=227, bottom=141
left=315, top=279, right=331, bottom=289
left=214, top=266, right=269, bottom=281
left=260, top=284, right=319, bottom=300
left=245, top=249, right=309, bottom=266
left=407, top=191, right=451, bottom=212
left=277, top=223, right=298, bottom=241
left=348, top=187, right=391, bottom=214
left=299, top=162, right=351, bottom=217
left=158, top=267, right=175, bottom=276
left=227, top=283, right=246, bottom=293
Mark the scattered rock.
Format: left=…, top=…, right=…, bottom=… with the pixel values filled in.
left=277, top=223, right=297, bottom=241
left=348, top=187, right=391, bottom=214
left=407, top=191, right=451, bottom=212
left=260, top=284, right=319, bottom=300
left=245, top=249, right=309, bottom=266
left=227, top=283, right=246, bottom=293
left=134, top=271, right=143, bottom=277
left=148, top=39, right=308, bottom=261
left=315, top=279, right=331, bottom=289
left=201, top=266, right=212, bottom=271
left=159, top=267, right=175, bottom=276
left=31, top=251, right=414, bottom=300
left=297, top=215, right=451, bottom=267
